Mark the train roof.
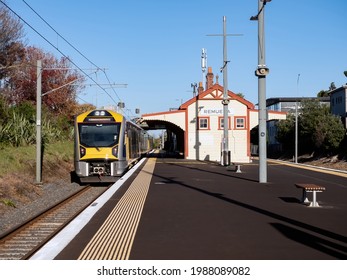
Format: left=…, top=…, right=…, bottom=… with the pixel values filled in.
left=75, top=109, right=124, bottom=122
left=75, top=109, right=144, bottom=130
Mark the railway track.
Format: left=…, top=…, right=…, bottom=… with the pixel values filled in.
left=0, top=185, right=108, bottom=260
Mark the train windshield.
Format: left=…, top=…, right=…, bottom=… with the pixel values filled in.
left=78, top=123, right=121, bottom=147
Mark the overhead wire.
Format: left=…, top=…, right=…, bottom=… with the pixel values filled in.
left=22, top=0, right=124, bottom=107
left=22, top=0, right=100, bottom=71
left=1, top=0, right=122, bottom=107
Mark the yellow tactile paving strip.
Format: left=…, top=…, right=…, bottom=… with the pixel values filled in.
left=267, top=159, right=347, bottom=178
left=78, top=158, right=156, bottom=260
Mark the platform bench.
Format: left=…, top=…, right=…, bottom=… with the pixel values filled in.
left=231, top=163, right=242, bottom=173
left=295, top=183, right=326, bottom=207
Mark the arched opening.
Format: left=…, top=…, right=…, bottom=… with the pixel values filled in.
left=140, top=119, right=185, bottom=158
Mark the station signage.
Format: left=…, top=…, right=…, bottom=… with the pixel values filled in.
left=200, top=108, right=235, bottom=116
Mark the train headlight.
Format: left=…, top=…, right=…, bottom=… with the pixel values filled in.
left=80, top=146, right=86, bottom=158
left=93, top=110, right=105, bottom=116
left=112, top=146, right=118, bottom=157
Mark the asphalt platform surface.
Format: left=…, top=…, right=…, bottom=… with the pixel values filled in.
left=55, top=156, right=347, bottom=260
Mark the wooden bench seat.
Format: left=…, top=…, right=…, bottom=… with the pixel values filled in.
left=295, top=183, right=326, bottom=207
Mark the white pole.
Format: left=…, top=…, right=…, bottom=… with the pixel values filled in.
left=295, top=74, right=300, bottom=164
left=222, top=16, right=230, bottom=166
left=256, top=0, right=269, bottom=183
left=36, top=60, right=42, bottom=184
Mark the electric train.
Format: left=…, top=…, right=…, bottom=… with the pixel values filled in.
left=74, top=109, right=152, bottom=183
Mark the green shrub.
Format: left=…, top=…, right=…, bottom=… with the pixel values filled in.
left=0, top=111, right=35, bottom=146
left=0, top=108, right=72, bottom=147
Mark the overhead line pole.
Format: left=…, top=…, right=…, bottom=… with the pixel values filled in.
left=222, top=16, right=230, bottom=166
left=207, top=16, right=242, bottom=166
left=36, top=60, right=42, bottom=185
left=35, top=62, right=103, bottom=185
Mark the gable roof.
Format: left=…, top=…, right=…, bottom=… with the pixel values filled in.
left=180, top=83, right=255, bottom=110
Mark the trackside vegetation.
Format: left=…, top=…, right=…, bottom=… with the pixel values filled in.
left=276, top=99, right=346, bottom=157
left=0, top=98, right=72, bottom=148
left=0, top=140, right=74, bottom=176
left=0, top=140, right=74, bottom=210
left=0, top=5, right=90, bottom=147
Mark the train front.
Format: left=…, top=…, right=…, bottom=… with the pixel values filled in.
left=74, top=110, right=127, bottom=183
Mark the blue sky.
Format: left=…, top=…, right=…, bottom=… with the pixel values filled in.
left=8, top=0, right=347, bottom=117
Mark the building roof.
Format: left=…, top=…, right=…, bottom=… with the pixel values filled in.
left=180, top=83, right=255, bottom=110
left=328, top=85, right=347, bottom=96
left=266, top=96, right=330, bottom=107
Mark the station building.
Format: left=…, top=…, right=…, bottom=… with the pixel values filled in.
left=140, top=67, right=286, bottom=163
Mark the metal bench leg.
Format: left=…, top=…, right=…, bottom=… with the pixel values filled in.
left=309, top=191, right=320, bottom=207
left=302, top=189, right=310, bottom=204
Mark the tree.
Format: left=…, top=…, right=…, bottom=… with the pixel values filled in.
left=0, top=5, right=25, bottom=81
left=299, top=100, right=345, bottom=152
left=329, top=82, right=336, bottom=91
left=277, top=100, right=346, bottom=155
left=236, top=92, right=245, bottom=99
left=72, top=103, right=96, bottom=117
left=316, top=90, right=329, bottom=97
left=316, top=82, right=337, bottom=97
left=4, top=46, right=85, bottom=119
left=0, top=5, right=24, bottom=46
left=0, top=4, right=89, bottom=145
left=276, top=113, right=295, bottom=152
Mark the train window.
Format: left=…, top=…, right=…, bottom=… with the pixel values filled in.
left=79, top=123, right=121, bottom=147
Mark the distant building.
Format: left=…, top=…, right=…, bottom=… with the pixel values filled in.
left=265, top=96, right=331, bottom=156
left=266, top=97, right=330, bottom=113
left=329, top=85, right=347, bottom=128
left=140, top=67, right=286, bottom=163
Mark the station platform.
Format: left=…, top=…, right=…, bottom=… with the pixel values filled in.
left=32, top=154, right=347, bottom=260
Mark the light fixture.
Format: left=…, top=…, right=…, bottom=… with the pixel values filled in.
left=250, top=0, right=272, bottom=21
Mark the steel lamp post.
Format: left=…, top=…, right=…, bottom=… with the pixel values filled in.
left=251, top=0, right=271, bottom=183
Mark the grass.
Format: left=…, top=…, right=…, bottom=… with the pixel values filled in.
left=0, top=140, right=74, bottom=215
left=0, top=141, right=74, bottom=177
left=0, top=199, right=16, bottom=208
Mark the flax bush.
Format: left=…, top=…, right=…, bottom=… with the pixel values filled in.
left=0, top=111, right=35, bottom=146
left=0, top=111, right=69, bottom=147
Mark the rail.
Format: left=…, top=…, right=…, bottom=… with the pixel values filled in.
left=0, top=185, right=108, bottom=260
